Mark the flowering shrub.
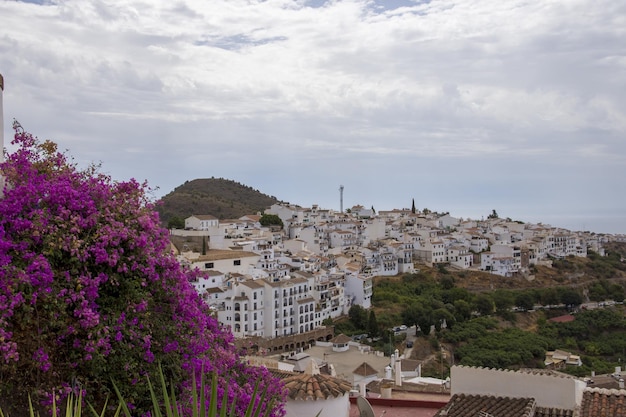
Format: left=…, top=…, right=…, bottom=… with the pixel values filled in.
left=0, top=128, right=286, bottom=416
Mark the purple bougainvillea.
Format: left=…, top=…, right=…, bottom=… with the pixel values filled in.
left=0, top=128, right=286, bottom=416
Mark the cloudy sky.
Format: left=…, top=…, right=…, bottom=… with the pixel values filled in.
left=1, top=0, right=625, bottom=233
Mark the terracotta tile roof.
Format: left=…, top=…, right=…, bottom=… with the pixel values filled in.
left=580, top=388, right=626, bottom=417
left=240, top=280, right=264, bottom=289
left=401, top=359, right=422, bottom=372
left=433, top=394, right=536, bottom=417
left=353, top=362, right=378, bottom=377
left=331, top=334, right=352, bottom=344
left=281, top=372, right=352, bottom=401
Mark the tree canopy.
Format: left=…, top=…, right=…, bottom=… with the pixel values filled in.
left=259, top=213, right=284, bottom=228
left=0, top=129, right=285, bottom=415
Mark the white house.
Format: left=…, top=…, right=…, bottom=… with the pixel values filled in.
left=345, top=274, right=372, bottom=309
left=414, top=239, right=447, bottom=266
left=281, top=363, right=352, bottom=417
left=185, top=214, right=219, bottom=230
left=189, top=249, right=260, bottom=275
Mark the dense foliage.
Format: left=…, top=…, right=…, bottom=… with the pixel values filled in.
left=259, top=214, right=283, bottom=228
left=448, top=324, right=551, bottom=369
left=371, top=267, right=626, bottom=373
left=538, top=308, right=626, bottom=376
left=0, top=129, right=285, bottom=416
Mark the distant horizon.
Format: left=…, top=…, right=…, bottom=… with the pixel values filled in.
left=155, top=177, right=626, bottom=235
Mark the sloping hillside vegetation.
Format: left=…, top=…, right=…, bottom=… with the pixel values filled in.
left=156, top=178, right=280, bottom=225
left=330, top=246, right=626, bottom=378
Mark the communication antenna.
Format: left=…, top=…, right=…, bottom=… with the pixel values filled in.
left=339, top=184, right=344, bottom=213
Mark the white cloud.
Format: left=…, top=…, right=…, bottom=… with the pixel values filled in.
left=1, top=0, right=626, bottom=233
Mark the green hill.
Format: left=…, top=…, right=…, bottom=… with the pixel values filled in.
left=155, top=178, right=280, bottom=226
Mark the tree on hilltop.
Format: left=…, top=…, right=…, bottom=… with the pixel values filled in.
left=0, top=127, right=285, bottom=416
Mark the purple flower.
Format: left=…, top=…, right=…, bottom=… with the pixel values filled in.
left=0, top=128, right=286, bottom=416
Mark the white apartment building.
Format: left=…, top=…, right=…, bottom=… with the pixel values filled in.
left=491, top=244, right=522, bottom=272
left=480, top=252, right=517, bottom=277
left=414, top=239, right=447, bottom=265
left=329, top=230, right=358, bottom=250
left=264, top=276, right=315, bottom=337
left=292, top=226, right=329, bottom=255
left=551, top=232, right=587, bottom=258
left=469, top=235, right=489, bottom=253
left=216, top=275, right=317, bottom=339
left=345, top=274, right=373, bottom=309
left=447, top=246, right=474, bottom=269
left=390, top=241, right=415, bottom=274
left=308, top=272, right=347, bottom=327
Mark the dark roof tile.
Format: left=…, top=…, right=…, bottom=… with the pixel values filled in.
left=434, top=394, right=535, bottom=417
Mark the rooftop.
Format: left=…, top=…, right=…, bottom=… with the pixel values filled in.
left=282, top=372, right=352, bottom=401
left=434, top=393, right=537, bottom=417
left=348, top=396, right=444, bottom=417
left=580, top=388, right=626, bottom=417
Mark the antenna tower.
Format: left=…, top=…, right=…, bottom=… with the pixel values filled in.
left=339, top=184, right=344, bottom=213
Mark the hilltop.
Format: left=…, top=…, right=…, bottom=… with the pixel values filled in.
left=155, top=178, right=280, bottom=225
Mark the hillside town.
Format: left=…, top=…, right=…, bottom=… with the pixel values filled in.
left=171, top=202, right=624, bottom=341
left=171, top=203, right=626, bottom=416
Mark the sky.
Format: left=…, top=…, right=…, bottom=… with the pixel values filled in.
left=1, top=0, right=625, bottom=234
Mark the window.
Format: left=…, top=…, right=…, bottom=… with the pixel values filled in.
left=233, top=260, right=241, bottom=266
left=205, top=262, right=214, bottom=268
left=254, top=292, right=257, bottom=300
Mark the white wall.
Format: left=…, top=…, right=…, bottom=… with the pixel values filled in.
left=284, top=394, right=350, bottom=417
left=451, top=366, right=586, bottom=410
